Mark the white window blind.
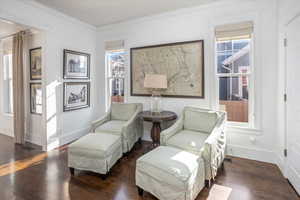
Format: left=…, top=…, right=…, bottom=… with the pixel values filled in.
left=215, top=21, right=253, bottom=41
left=105, top=40, right=124, bottom=51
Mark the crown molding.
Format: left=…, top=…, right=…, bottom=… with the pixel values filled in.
left=97, top=0, right=255, bottom=31
left=16, top=0, right=97, bottom=32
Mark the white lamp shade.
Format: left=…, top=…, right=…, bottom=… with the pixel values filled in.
left=144, top=74, right=167, bottom=89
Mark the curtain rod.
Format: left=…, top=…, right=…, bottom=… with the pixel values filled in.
left=0, top=29, right=31, bottom=41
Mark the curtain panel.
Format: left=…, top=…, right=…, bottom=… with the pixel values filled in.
left=12, top=31, right=25, bottom=144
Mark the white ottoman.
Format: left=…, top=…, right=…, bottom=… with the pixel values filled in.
left=136, top=146, right=205, bottom=200
left=68, top=132, right=122, bottom=178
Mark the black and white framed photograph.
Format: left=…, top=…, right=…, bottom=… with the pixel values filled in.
left=63, top=49, right=90, bottom=79
left=30, top=47, right=42, bottom=80
left=63, top=82, right=90, bottom=112
left=30, top=83, right=42, bottom=115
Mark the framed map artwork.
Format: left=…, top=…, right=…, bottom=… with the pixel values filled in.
left=130, top=40, right=204, bottom=98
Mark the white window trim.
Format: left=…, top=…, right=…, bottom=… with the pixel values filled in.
left=215, top=35, right=255, bottom=129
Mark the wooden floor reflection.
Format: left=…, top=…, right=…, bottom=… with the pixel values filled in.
left=0, top=134, right=298, bottom=200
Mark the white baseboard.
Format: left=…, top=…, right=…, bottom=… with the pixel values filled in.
left=46, top=126, right=90, bottom=151
left=275, top=154, right=286, bottom=177
left=0, top=129, right=14, bottom=137
left=25, top=133, right=42, bottom=146
left=286, top=164, right=300, bottom=195
left=227, top=144, right=276, bottom=164
left=60, top=126, right=90, bottom=145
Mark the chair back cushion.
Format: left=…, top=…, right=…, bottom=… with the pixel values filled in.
left=111, top=103, right=137, bottom=121
left=183, top=107, right=218, bottom=133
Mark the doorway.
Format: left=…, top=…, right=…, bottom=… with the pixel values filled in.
left=0, top=18, right=44, bottom=147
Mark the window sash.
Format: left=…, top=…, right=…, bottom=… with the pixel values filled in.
left=215, top=36, right=254, bottom=127
left=216, top=73, right=251, bottom=77
left=3, top=54, right=13, bottom=114
left=105, top=50, right=125, bottom=109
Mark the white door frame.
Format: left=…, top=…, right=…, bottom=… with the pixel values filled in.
left=284, top=12, right=300, bottom=195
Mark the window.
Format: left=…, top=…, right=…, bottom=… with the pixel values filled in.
left=3, top=53, right=13, bottom=114
left=215, top=21, right=253, bottom=126
left=106, top=50, right=125, bottom=104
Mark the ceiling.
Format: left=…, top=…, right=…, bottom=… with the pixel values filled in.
left=33, top=0, right=224, bottom=27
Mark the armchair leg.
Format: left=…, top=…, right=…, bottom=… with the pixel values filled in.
left=69, top=167, right=75, bottom=175
left=138, top=137, right=142, bottom=145
left=123, top=152, right=130, bottom=157
left=205, top=179, right=211, bottom=188
left=221, top=162, right=225, bottom=171
left=137, top=187, right=144, bottom=196
left=100, top=173, right=108, bottom=180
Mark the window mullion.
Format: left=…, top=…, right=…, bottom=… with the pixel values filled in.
left=216, top=73, right=251, bottom=77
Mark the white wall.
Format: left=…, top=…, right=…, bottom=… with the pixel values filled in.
left=276, top=0, right=300, bottom=174
left=0, top=0, right=97, bottom=150
left=24, top=31, right=44, bottom=145
left=96, top=0, right=280, bottom=163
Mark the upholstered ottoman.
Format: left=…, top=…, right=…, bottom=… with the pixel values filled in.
left=68, top=132, right=122, bottom=179
left=136, top=146, right=205, bottom=200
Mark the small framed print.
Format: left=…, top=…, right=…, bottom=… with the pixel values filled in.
left=30, top=83, right=42, bottom=115
left=63, top=49, right=90, bottom=79
left=30, top=47, right=42, bottom=80
left=63, top=82, right=90, bottom=112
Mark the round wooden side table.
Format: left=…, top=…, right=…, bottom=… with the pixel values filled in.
left=139, top=111, right=177, bottom=147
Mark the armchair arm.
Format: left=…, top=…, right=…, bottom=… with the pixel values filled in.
left=160, top=116, right=183, bottom=145
left=122, top=110, right=140, bottom=130
left=120, top=105, right=143, bottom=152
left=91, top=111, right=111, bottom=132
left=201, top=112, right=226, bottom=180
left=121, top=108, right=141, bottom=138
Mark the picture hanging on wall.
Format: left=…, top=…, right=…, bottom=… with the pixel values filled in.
left=130, top=40, right=205, bottom=98
left=30, top=47, right=42, bottom=80
left=30, top=83, right=42, bottom=115
left=63, top=82, right=90, bottom=112
left=63, top=49, right=90, bottom=79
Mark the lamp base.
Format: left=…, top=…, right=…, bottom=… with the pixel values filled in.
left=150, top=93, right=162, bottom=113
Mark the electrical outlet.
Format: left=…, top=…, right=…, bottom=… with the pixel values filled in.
left=227, top=147, right=233, bottom=155
left=250, top=136, right=256, bottom=144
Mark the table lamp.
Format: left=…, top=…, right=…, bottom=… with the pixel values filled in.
left=144, top=74, right=167, bottom=113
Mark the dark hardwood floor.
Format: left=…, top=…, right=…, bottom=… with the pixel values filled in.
left=0, top=134, right=298, bottom=200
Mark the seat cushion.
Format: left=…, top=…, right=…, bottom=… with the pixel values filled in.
left=111, top=103, right=137, bottom=121
left=94, top=120, right=126, bottom=134
left=184, top=108, right=218, bottom=133
left=136, top=146, right=200, bottom=190
left=166, top=130, right=209, bottom=154
left=69, top=133, right=121, bottom=159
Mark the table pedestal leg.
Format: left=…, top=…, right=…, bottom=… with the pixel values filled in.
left=151, top=122, right=161, bottom=147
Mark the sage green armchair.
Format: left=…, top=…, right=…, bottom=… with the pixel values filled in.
left=91, top=103, right=143, bottom=153
left=160, top=106, right=226, bottom=182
